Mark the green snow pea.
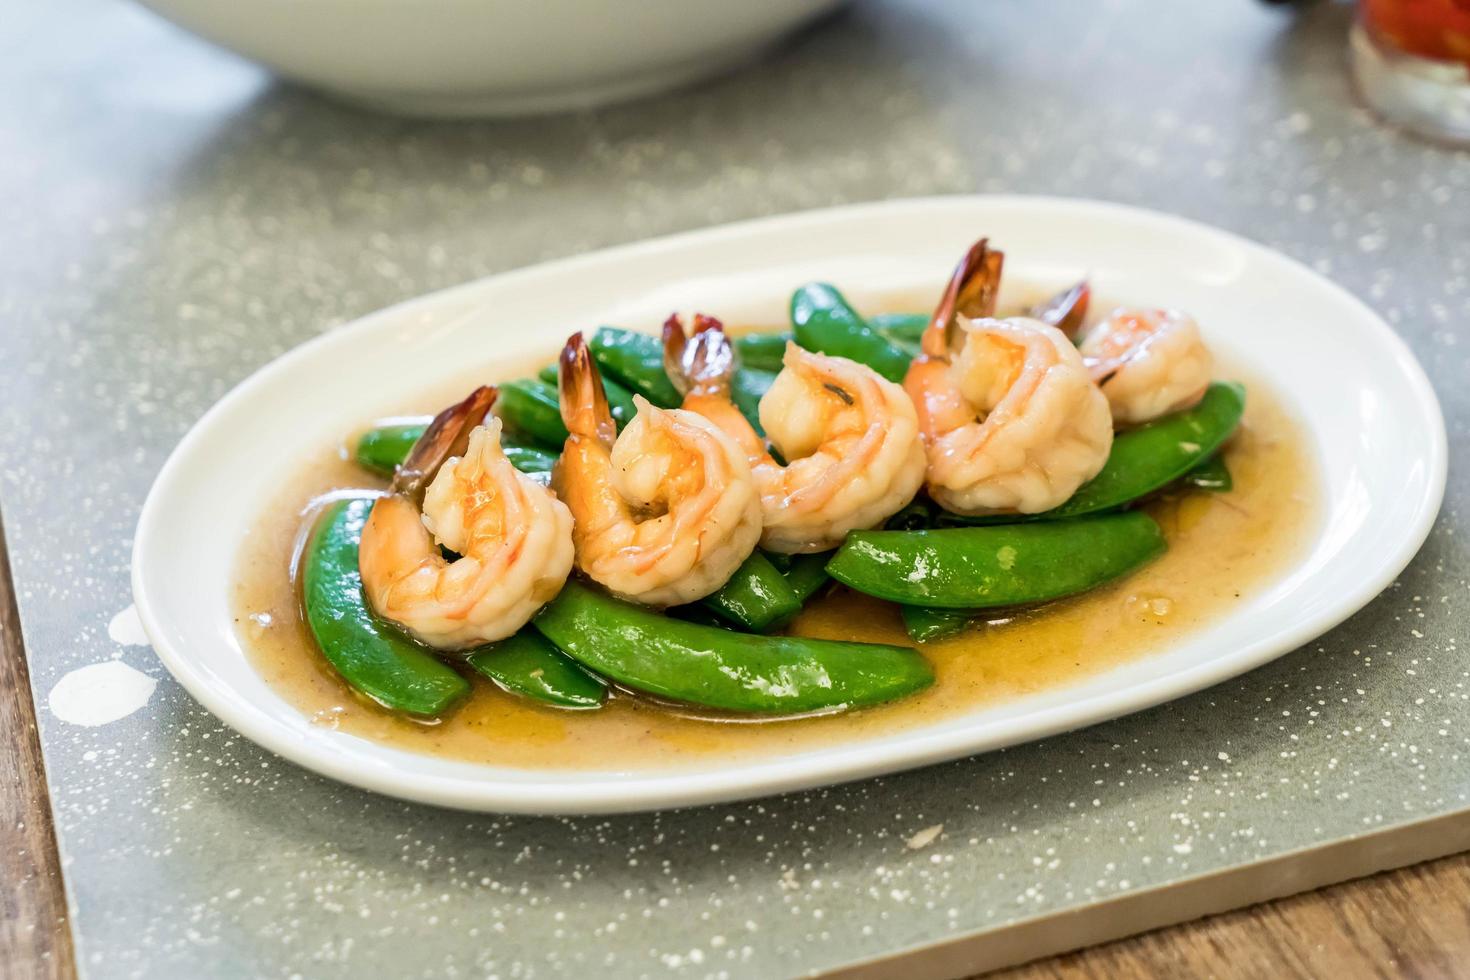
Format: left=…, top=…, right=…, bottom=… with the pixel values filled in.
left=355, top=421, right=431, bottom=477
left=941, top=382, right=1247, bottom=526
left=868, top=312, right=927, bottom=358
left=734, top=318, right=925, bottom=372
left=734, top=331, right=792, bottom=372
left=501, top=442, right=559, bottom=475
left=826, top=512, right=1165, bottom=609
left=354, top=421, right=555, bottom=478
left=600, top=373, right=641, bottom=430
left=762, top=550, right=793, bottom=571
left=885, top=497, right=937, bottom=531
left=496, top=378, right=569, bottom=447
left=588, top=327, right=681, bottom=407
left=465, top=630, right=606, bottom=709
left=900, top=606, right=974, bottom=644
left=882, top=334, right=921, bottom=359
left=1181, top=453, right=1233, bottom=492
left=301, top=499, right=470, bottom=716
left=699, top=551, right=803, bottom=632
left=670, top=604, right=739, bottom=630
left=534, top=581, right=932, bottom=714
left=782, top=552, right=831, bottom=606
left=731, top=366, right=777, bottom=436
left=538, top=363, right=639, bottom=430
left=790, top=284, right=912, bottom=384
left=869, top=312, right=929, bottom=346
left=585, top=327, right=774, bottom=433
left=1044, top=382, right=1244, bottom=518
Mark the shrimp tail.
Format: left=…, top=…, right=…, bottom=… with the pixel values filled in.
left=662, top=313, right=735, bottom=398
left=924, top=239, right=1005, bottom=358
left=391, top=385, right=497, bottom=500
left=1030, top=279, right=1091, bottom=339
left=558, top=332, right=617, bottom=447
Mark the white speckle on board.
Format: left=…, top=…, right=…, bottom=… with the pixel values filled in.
left=107, top=604, right=151, bottom=647
left=48, top=661, right=157, bottom=726
left=906, top=825, right=944, bottom=850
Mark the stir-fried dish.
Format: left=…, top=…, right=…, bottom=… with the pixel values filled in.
left=235, top=237, right=1320, bottom=762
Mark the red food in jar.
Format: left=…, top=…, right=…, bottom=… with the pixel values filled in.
left=1362, top=0, right=1470, bottom=64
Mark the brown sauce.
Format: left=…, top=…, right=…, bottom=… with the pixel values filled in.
left=231, top=302, right=1321, bottom=772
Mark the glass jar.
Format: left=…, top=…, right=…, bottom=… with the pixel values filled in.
left=1352, top=0, right=1470, bottom=144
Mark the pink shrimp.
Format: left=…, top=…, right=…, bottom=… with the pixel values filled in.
left=1080, top=308, right=1213, bottom=424
left=903, top=240, right=1113, bottom=515
left=553, top=332, right=761, bottom=605
left=358, top=386, right=575, bottom=650
left=664, top=314, right=925, bottom=553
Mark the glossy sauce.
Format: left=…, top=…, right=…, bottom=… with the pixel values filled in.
left=232, top=305, right=1321, bottom=772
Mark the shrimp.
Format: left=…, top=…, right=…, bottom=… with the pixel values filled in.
left=553, top=332, right=761, bottom=606
left=903, top=239, right=1113, bottom=515
left=1079, top=308, right=1213, bottom=425
left=358, top=385, right=575, bottom=650
left=664, top=314, right=925, bottom=553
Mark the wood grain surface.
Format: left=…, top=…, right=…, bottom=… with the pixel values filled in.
left=996, top=853, right=1470, bottom=979
left=1, top=525, right=1467, bottom=980
left=0, top=517, right=75, bottom=980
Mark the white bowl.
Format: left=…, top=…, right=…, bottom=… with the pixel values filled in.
left=133, top=196, right=1446, bottom=813
left=133, top=0, right=845, bottom=117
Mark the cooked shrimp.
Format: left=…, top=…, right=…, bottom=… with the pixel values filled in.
left=904, top=239, right=1113, bottom=515
left=665, top=314, right=925, bottom=553
left=553, top=332, right=761, bottom=606
left=1079, top=308, right=1213, bottom=425
left=358, top=386, right=575, bottom=650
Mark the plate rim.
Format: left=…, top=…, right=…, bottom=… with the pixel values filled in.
left=131, top=194, right=1449, bottom=814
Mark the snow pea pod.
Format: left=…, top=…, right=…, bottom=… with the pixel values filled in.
left=731, top=366, right=776, bottom=436
left=885, top=497, right=937, bottom=531
left=783, top=552, right=831, bottom=606
left=869, top=312, right=929, bottom=345
left=1045, top=381, right=1244, bottom=518
left=465, top=630, right=606, bottom=709
left=534, top=581, right=933, bottom=713
left=826, top=512, right=1165, bottom=608
left=790, top=284, right=912, bottom=384
left=1181, top=453, right=1232, bottom=492
left=568, top=331, right=773, bottom=431
left=734, top=331, right=791, bottom=372
left=699, top=551, right=802, bottom=631
left=355, top=421, right=430, bottom=477
left=354, top=421, right=555, bottom=477
left=497, top=378, right=569, bottom=447
left=900, top=606, right=973, bottom=644
left=763, top=550, right=793, bottom=572
left=882, top=333, right=921, bottom=359
left=588, top=327, right=682, bottom=407
left=301, top=499, right=471, bottom=716
left=501, top=443, right=559, bottom=475
left=940, top=382, right=1246, bottom=526
left=538, top=364, right=639, bottom=430
left=670, top=604, right=739, bottom=630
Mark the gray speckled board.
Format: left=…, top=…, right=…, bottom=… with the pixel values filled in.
left=3, top=0, right=1468, bottom=977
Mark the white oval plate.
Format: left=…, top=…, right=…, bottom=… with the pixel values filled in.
left=133, top=196, right=1446, bottom=814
